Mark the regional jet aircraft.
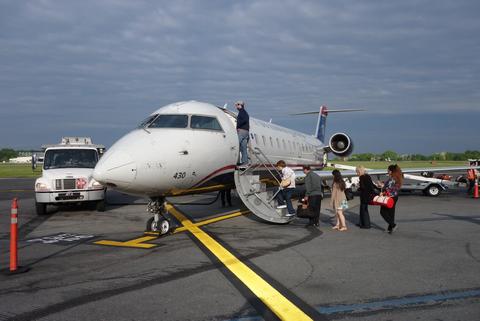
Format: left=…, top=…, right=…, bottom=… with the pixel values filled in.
left=92, top=100, right=477, bottom=234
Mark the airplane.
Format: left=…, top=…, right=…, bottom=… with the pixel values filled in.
left=92, top=100, right=358, bottom=232
left=92, top=100, right=478, bottom=234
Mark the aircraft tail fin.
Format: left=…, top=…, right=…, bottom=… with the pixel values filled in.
left=316, top=105, right=328, bottom=142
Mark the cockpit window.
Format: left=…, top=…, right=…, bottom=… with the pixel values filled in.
left=190, top=115, right=223, bottom=131
left=149, top=115, right=188, bottom=128
left=138, top=114, right=158, bottom=128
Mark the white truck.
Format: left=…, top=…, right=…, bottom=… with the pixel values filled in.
left=34, top=137, right=106, bottom=215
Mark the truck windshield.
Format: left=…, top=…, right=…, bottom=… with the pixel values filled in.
left=43, top=149, right=98, bottom=169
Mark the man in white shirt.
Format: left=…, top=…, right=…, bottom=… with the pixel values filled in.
left=275, top=160, right=296, bottom=216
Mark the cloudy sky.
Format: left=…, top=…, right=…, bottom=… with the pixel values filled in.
left=0, top=0, right=479, bottom=154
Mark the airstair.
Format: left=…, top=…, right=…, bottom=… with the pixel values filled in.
left=234, top=147, right=295, bottom=224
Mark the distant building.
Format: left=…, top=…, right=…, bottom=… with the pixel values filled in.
left=9, top=156, right=32, bottom=164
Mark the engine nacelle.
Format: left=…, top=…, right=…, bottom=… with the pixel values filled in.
left=328, top=133, right=353, bottom=157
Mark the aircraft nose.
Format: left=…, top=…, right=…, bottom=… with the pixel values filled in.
left=93, top=150, right=137, bottom=188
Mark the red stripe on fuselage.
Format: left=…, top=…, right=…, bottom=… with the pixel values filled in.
left=192, top=165, right=236, bottom=188
left=190, top=162, right=325, bottom=189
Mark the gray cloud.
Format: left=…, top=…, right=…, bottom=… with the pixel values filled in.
left=0, top=0, right=479, bottom=153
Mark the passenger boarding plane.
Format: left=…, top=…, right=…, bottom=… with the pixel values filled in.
left=92, top=100, right=476, bottom=234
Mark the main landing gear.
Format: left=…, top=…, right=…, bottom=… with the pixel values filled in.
left=145, top=197, right=173, bottom=235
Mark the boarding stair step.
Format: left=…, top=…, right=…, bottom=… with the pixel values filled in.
left=234, top=147, right=294, bottom=224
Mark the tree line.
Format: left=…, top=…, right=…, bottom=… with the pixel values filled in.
left=0, top=148, right=19, bottom=162
left=0, top=149, right=41, bottom=162
left=2, top=148, right=479, bottom=163
left=343, top=150, right=480, bottom=162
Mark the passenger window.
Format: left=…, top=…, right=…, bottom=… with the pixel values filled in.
left=276, top=138, right=280, bottom=148
left=269, top=137, right=273, bottom=147
left=149, top=115, right=188, bottom=128
left=282, top=139, right=286, bottom=149
left=190, top=115, right=223, bottom=131
left=262, top=135, right=266, bottom=146
left=254, top=134, right=258, bottom=145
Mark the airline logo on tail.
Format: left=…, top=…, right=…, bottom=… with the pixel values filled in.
left=316, top=105, right=328, bottom=142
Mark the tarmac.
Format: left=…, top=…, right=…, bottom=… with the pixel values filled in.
left=0, top=178, right=479, bottom=321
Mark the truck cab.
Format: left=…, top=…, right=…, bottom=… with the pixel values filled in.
left=34, top=137, right=106, bottom=215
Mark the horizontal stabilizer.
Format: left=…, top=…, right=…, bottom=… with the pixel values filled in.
left=290, top=108, right=364, bottom=115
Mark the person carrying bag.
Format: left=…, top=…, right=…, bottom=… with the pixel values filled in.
left=302, top=165, right=323, bottom=227
left=356, top=165, right=376, bottom=229
left=376, top=164, right=403, bottom=234
left=275, top=160, right=296, bottom=217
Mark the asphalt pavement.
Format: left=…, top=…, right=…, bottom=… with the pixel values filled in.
left=0, top=179, right=479, bottom=321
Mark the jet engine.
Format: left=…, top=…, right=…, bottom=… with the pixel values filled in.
left=328, top=133, right=353, bottom=157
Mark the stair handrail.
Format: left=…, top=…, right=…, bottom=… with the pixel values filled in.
left=240, top=146, right=282, bottom=184
left=254, top=147, right=282, bottom=183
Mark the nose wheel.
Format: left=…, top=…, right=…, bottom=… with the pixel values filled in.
left=145, top=198, right=174, bottom=235
left=146, top=217, right=171, bottom=234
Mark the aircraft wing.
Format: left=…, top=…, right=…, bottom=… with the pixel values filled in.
left=294, top=165, right=479, bottom=182
left=366, top=166, right=478, bottom=176
left=294, top=169, right=358, bottom=180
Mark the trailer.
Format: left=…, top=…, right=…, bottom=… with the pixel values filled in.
left=327, top=163, right=460, bottom=197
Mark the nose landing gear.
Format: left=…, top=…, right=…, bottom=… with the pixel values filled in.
left=145, top=198, right=174, bottom=235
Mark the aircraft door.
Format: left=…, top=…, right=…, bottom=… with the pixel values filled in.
left=187, top=114, right=237, bottom=188
left=221, top=114, right=240, bottom=165
left=174, top=131, right=195, bottom=188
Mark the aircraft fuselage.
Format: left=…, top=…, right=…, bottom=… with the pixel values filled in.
left=93, top=101, right=326, bottom=197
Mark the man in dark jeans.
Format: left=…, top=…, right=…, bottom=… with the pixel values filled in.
left=235, top=101, right=250, bottom=168
left=302, top=165, right=323, bottom=227
left=220, top=189, right=232, bottom=207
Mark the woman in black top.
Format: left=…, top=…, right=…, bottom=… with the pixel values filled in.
left=356, top=166, right=377, bottom=229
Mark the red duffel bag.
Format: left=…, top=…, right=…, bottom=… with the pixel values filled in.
left=369, top=195, right=394, bottom=208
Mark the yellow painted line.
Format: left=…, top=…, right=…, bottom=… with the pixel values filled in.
left=194, top=210, right=249, bottom=227
left=0, top=189, right=32, bottom=192
left=168, top=205, right=313, bottom=321
left=143, top=210, right=249, bottom=236
left=94, top=236, right=158, bottom=248
left=95, top=210, right=248, bottom=246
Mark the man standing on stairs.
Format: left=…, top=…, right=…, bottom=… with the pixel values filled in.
left=235, top=100, right=250, bottom=169
left=275, top=160, right=296, bottom=217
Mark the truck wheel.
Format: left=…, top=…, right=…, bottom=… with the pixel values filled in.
left=96, top=200, right=106, bottom=212
left=424, top=184, right=441, bottom=197
left=36, top=202, right=47, bottom=215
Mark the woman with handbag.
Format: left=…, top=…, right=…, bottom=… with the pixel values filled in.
left=377, top=164, right=403, bottom=234
left=331, top=169, right=348, bottom=231
left=356, top=165, right=377, bottom=229
left=275, top=160, right=296, bottom=217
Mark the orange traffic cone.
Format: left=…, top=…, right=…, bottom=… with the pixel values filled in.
left=10, top=198, right=18, bottom=272
left=3, top=198, right=30, bottom=275
left=474, top=180, right=479, bottom=199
